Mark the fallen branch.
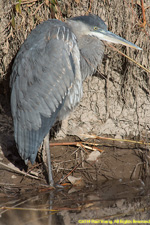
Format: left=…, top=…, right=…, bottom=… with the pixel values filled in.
left=0, top=162, right=40, bottom=180
left=50, top=141, right=103, bottom=152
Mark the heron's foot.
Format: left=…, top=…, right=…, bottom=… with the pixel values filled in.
left=54, top=183, right=64, bottom=189
left=48, top=181, right=54, bottom=188
left=46, top=182, right=64, bottom=189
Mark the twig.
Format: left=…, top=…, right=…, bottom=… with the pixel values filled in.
left=141, top=0, right=146, bottom=28
left=59, top=162, right=82, bottom=184
left=107, top=44, right=150, bottom=74
left=0, top=206, right=58, bottom=212
left=0, top=195, right=41, bottom=216
left=79, top=134, right=150, bottom=146
left=19, top=0, right=39, bottom=5
left=50, top=141, right=103, bottom=152
left=50, top=142, right=81, bottom=147
left=0, top=162, right=40, bottom=180
left=32, top=2, right=44, bottom=15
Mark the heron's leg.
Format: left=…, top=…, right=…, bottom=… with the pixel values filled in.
left=44, top=133, right=54, bottom=186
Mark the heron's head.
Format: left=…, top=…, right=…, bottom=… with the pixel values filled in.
left=68, top=14, right=142, bottom=50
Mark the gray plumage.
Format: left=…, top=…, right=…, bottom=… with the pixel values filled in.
left=10, top=14, right=141, bottom=181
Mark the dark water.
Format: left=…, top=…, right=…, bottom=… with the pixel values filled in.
left=0, top=179, right=150, bottom=225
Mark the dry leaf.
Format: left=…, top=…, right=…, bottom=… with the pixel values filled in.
left=86, top=150, right=101, bottom=162
left=68, top=175, right=84, bottom=186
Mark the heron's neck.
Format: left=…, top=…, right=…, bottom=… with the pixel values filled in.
left=78, top=36, right=105, bottom=80
left=66, top=20, right=105, bottom=81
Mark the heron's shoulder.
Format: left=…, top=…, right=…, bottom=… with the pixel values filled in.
left=22, top=19, right=77, bottom=50
left=34, top=19, right=68, bottom=33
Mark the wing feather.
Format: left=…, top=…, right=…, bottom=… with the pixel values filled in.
left=10, top=20, right=82, bottom=163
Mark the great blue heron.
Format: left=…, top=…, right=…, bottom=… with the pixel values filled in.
left=10, top=14, right=142, bottom=186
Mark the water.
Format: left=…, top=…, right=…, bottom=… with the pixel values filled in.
left=0, top=179, right=150, bottom=225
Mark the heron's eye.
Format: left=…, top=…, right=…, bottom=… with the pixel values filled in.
left=94, top=26, right=98, bottom=30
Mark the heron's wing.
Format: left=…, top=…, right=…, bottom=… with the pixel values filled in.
left=10, top=20, right=81, bottom=163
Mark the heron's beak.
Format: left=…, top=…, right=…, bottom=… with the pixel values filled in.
left=91, top=29, right=142, bottom=50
